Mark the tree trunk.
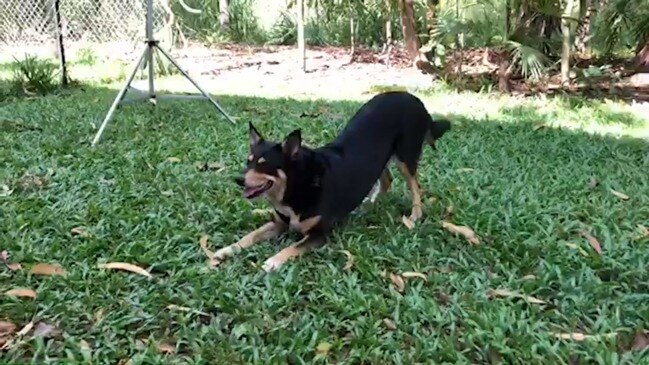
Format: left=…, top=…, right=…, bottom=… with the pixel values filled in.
left=297, top=0, right=306, bottom=72
left=350, top=17, right=355, bottom=56
left=635, top=40, right=649, bottom=73
left=398, top=0, right=435, bottom=73
left=560, top=0, right=578, bottom=84
left=504, top=0, right=510, bottom=41
left=576, top=0, right=594, bottom=56
left=219, top=0, right=230, bottom=30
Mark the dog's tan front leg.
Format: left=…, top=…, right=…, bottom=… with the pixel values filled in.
left=215, top=221, right=285, bottom=260
left=262, top=234, right=326, bottom=273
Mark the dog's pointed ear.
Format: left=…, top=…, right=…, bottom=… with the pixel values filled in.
left=282, top=129, right=301, bottom=158
left=249, top=122, right=263, bottom=147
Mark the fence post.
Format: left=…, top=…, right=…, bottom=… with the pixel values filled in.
left=53, top=0, right=68, bottom=86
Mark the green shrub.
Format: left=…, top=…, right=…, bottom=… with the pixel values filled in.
left=10, top=55, right=60, bottom=96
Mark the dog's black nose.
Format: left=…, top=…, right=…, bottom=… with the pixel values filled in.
left=234, top=176, right=245, bottom=187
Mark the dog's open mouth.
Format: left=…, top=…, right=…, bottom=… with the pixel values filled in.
left=244, top=181, right=273, bottom=199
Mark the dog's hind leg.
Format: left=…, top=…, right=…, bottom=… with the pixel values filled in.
left=379, top=168, right=393, bottom=194
left=215, top=220, right=286, bottom=261
left=397, top=162, right=423, bottom=222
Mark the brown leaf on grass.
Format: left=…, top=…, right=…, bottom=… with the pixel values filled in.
left=97, top=262, right=152, bottom=278
left=441, top=221, right=480, bottom=245
left=33, top=322, right=60, bottom=338
left=487, top=288, right=546, bottom=305
left=30, top=263, right=66, bottom=276
left=632, top=331, right=649, bottom=350
left=638, top=225, right=649, bottom=238
left=79, top=339, right=91, bottom=351
left=157, top=342, right=176, bottom=354
left=552, top=332, right=616, bottom=341
left=610, top=189, right=630, bottom=200
left=0, top=184, right=14, bottom=197
left=383, top=318, right=397, bottom=331
left=521, top=274, right=538, bottom=281
left=0, top=250, right=8, bottom=262
left=161, top=190, right=174, bottom=197
left=533, top=122, right=546, bottom=131
left=199, top=234, right=215, bottom=259
left=94, top=308, right=106, bottom=325
left=71, top=227, right=89, bottom=237
left=315, top=342, right=332, bottom=356
left=340, top=250, right=354, bottom=271
left=401, top=272, right=428, bottom=281
left=166, top=157, right=181, bottom=163
left=579, top=230, right=602, bottom=255
left=16, top=321, right=34, bottom=337
left=389, top=273, right=405, bottom=293
left=0, top=321, right=16, bottom=347
left=588, top=176, right=599, bottom=189
left=5, top=288, right=37, bottom=299
left=6, top=262, right=21, bottom=271
left=401, top=215, right=415, bottom=230
left=117, top=359, right=134, bottom=365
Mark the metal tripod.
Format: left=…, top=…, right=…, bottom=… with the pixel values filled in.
left=91, top=0, right=235, bottom=146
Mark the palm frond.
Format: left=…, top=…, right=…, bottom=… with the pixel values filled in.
left=505, top=40, right=551, bottom=80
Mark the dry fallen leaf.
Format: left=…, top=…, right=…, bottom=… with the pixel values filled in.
left=0, top=321, right=16, bottom=347
left=487, top=288, right=546, bottom=305
left=5, top=288, right=37, bottom=299
left=401, top=271, right=428, bottom=281
left=199, top=234, right=215, bottom=259
left=71, top=227, right=89, bottom=237
left=638, top=225, right=649, bottom=237
left=0, top=184, right=14, bottom=197
left=161, top=190, right=174, bottom=197
left=383, top=318, right=397, bottom=331
left=98, top=262, right=152, bottom=278
left=157, top=342, right=175, bottom=354
left=0, top=250, right=8, bottom=262
left=552, top=332, right=616, bottom=341
left=389, top=273, right=405, bottom=293
left=401, top=215, right=415, bottom=230
left=533, top=122, right=546, bottom=131
left=315, top=342, right=332, bottom=356
left=588, top=176, right=599, bottom=189
left=94, top=308, right=106, bottom=325
left=30, top=263, right=66, bottom=276
left=166, top=157, right=181, bottom=163
left=441, top=221, right=480, bottom=245
left=79, top=339, right=91, bottom=351
left=16, top=321, right=34, bottom=337
left=579, top=230, right=602, bottom=255
left=117, top=359, right=133, bottom=365
left=610, top=189, right=629, bottom=200
left=456, top=168, right=475, bottom=173
left=632, top=331, right=649, bottom=351
left=521, top=274, right=538, bottom=281
left=340, top=250, right=354, bottom=271
left=6, top=262, right=21, bottom=271
left=33, top=322, right=60, bottom=338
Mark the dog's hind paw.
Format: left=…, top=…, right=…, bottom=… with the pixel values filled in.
left=261, top=256, right=283, bottom=273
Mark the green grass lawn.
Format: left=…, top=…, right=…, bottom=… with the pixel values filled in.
left=1, top=85, right=649, bottom=364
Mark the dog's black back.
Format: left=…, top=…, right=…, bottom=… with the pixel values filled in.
left=315, top=91, right=450, bottom=223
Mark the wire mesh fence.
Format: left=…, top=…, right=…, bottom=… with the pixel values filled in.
left=0, top=0, right=167, bottom=63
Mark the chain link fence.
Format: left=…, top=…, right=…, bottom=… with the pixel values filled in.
left=0, top=0, right=167, bottom=64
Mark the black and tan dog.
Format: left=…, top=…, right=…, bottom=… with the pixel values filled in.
left=214, top=91, right=451, bottom=272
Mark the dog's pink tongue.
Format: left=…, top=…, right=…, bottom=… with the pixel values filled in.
left=244, top=187, right=257, bottom=198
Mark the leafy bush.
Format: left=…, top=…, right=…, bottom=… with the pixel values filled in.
left=10, top=55, right=60, bottom=96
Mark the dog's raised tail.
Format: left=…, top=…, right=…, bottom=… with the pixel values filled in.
left=426, top=118, right=451, bottom=149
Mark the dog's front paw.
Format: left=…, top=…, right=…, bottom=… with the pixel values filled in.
left=214, top=246, right=236, bottom=260
left=261, top=256, right=284, bottom=273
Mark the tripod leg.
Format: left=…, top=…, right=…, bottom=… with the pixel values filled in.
left=154, top=45, right=236, bottom=124
left=91, top=47, right=148, bottom=147
left=147, top=44, right=155, bottom=102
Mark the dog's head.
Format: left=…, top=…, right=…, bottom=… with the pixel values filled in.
left=235, top=122, right=302, bottom=201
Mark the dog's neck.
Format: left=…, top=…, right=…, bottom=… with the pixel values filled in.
left=278, top=147, right=326, bottom=214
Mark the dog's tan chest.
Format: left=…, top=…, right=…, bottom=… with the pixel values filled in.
left=272, top=203, right=320, bottom=233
